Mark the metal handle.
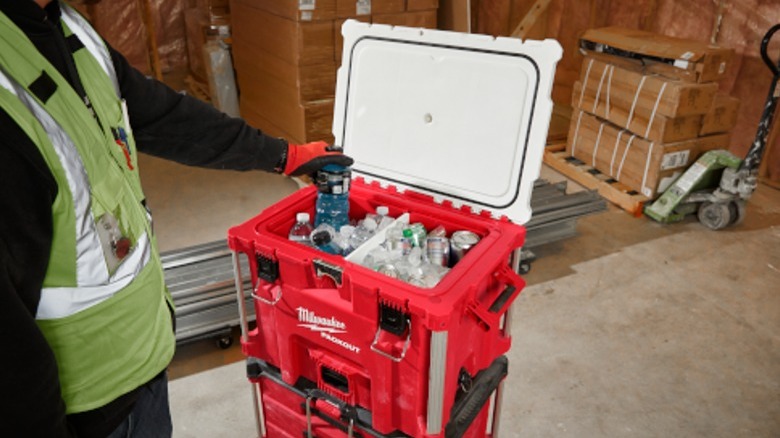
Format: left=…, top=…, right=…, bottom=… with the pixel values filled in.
left=761, top=24, right=780, bottom=76
left=251, top=283, right=282, bottom=306
left=370, top=319, right=412, bottom=362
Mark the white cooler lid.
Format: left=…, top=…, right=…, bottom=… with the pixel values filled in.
left=333, top=21, right=562, bottom=224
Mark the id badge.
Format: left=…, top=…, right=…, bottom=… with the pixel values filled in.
left=96, top=212, right=132, bottom=274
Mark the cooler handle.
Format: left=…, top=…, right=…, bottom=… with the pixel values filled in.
left=444, top=356, right=509, bottom=438
left=370, top=319, right=412, bottom=362
left=469, top=265, right=524, bottom=330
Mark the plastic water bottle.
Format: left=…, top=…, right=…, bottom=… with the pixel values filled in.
left=366, top=206, right=394, bottom=231
left=348, top=217, right=378, bottom=251
left=288, top=212, right=314, bottom=246
left=314, top=164, right=351, bottom=230
left=311, top=224, right=342, bottom=255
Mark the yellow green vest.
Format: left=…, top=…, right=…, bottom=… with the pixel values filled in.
left=0, top=5, right=174, bottom=414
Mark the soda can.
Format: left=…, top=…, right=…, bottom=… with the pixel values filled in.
left=377, top=263, right=400, bottom=279
left=426, top=236, right=450, bottom=267
left=449, top=231, right=480, bottom=266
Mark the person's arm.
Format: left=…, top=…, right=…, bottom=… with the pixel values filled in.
left=0, top=111, right=72, bottom=437
left=110, top=46, right=288, bottom=172
left=109, top=46, right=352, bottom=175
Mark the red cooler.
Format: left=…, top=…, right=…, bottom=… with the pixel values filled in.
left=229, top=20, right=561, bottom=438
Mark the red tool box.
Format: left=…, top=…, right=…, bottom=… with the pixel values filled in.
left=229, top=21, right=561, bottom=438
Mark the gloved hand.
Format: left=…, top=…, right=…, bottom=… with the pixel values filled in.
left=282, top=141, right=354, bottom=176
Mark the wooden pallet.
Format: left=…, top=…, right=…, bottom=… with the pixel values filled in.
left=543, top=143, right=649, bottom=217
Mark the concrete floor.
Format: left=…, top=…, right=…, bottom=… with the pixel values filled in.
left=140, top=152, right=780, bottom=437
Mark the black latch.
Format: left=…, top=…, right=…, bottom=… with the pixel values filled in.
left=379, top=303, right=409, bottom=337
left=256, top=253, right=279, bottom=283
left=313, top=259, right=343, bottom=285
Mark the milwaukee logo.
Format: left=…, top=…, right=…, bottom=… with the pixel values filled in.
left=297, top=307, right=346, bottom=334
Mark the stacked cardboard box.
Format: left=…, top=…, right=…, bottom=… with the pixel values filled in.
left=566, top=27, right=739, bottom=199
left=230, top=0, right=439, bottom=144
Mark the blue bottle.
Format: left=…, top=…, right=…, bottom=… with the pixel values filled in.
left=314, top=164, right=351, bottom=230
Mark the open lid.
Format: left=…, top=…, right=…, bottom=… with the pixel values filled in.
left=333, top=21, right=562, bottom=224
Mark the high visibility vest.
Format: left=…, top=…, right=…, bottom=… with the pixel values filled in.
left=0, top=5, right=174, bottom=413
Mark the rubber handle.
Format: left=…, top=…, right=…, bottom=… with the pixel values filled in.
left=761, top=24, right=780, bottom=76
left=444, top=356, right=509, bottom=438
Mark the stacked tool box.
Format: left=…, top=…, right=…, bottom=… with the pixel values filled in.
left=229, top=21, right=561, bottom=437
left=566, top=27, right=740, bottom=199
left=229, top=0, right=440, bottom=145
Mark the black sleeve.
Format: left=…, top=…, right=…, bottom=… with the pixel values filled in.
left=110, top=46, right=288, bottom=172
left=0, top=110, right=72, bottom=438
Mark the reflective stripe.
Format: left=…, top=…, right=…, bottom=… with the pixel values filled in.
left=60, top=4, right=120, bottom=97
left=0, top=68, right=108, bottom=288
left=37, top=233, right=152, bottom=320
left=0, top=66, right=15, bottom=96
left=0, top=15, right=150, bottom=319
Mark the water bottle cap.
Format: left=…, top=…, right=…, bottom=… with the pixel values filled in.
left=363, top=218, right=378, bottom=231
left=321, top=164, right=349, bottom=173
left=311, top=230, right=331, bottom=246
left=376, top=206, right=389, bottom=216
left=296, top=212, right=310, bottom=222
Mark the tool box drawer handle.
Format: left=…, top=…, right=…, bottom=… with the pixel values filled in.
left=305, top=389, right=357, bottom=438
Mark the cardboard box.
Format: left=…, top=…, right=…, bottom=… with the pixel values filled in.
left=406, top=0, right=438, bottom=11
left=231, top=0, right=337, bottom=21
left=336, top=0, right=373, bottom=17
left=240, top=98, right=335, bottom=145
left=566, top=110, right=730, bottom=198
left=231, top=1, right=334, bottom=66
left=437, top=0, right=469, bottom=32
left=572, top=81, right=703, bottom=143
left=582, top=49, right=699, bottom=83
left=577, top=56, right=718, bottom=118
left=232, top=43, right=337, bottom=103
left=198, top=0, right=230, bottom=23
left=700, top=93, right=741, bottom=136
left=372, top=0, right=405, bottom=14
left=580, top=27, right=733, bottom=83
left=372, top=9, right=438, bottom=28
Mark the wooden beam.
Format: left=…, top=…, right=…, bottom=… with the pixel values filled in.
left=510, top=0, right=552, bottom=39
left=710, top=0, right=726, bottom=44
left=136, top=0, right=162, bottom=81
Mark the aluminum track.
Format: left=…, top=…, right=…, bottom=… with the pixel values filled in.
left=162, top=180, right=606, bottom=346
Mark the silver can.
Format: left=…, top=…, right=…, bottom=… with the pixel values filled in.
left=377, top=263, right=400, bottom=279
left=449, top=231, right=480, bottom=266
left=426, top=236, right=450, bottom=267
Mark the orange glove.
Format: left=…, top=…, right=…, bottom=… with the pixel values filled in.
left=282, top=141, right=354, bottom=176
